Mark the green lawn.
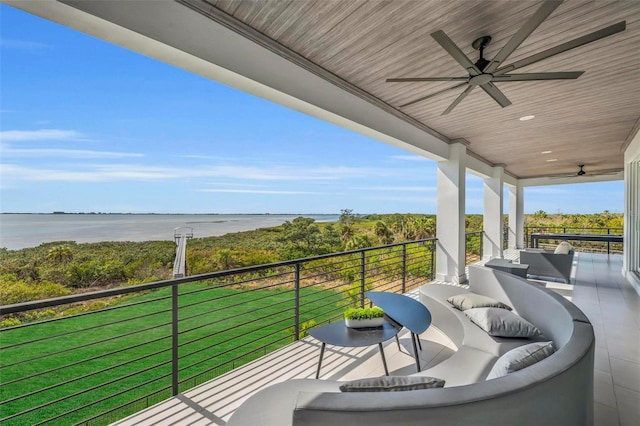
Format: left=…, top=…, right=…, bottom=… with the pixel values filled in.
left=0, top=283, right=345, bottom=425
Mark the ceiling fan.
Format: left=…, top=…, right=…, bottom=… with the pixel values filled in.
left=386, top=0, right=626, bottom=115
left=550, top=165, right=623, bottom=179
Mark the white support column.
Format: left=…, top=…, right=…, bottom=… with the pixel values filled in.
left=508, top=182, right=525, bottom=249
left=623, top=130, right=640, bottom=295
left=483, top=166, right=504, bottom=260
left=436, top=143, right=467, bottom=284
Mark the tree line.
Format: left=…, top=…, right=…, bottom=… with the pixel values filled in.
left=0, top=211, right=623, bottom=311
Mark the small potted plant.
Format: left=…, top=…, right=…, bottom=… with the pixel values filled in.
left=344, top=307, right=385, bottom=328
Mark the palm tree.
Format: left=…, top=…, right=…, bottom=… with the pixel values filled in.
left=345, top=234, right=373, bottom=251
left=46, top=245, right=73, bottom=263
left=375, top=221, right=394, bottom=245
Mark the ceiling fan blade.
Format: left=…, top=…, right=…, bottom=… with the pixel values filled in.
left=442, top=85, right=475, bottom=115
left=550, top=174, right=579, bottom=179
left=387, top=77, right=468, bottom=82
left=480, top=82, right=512, bottom=108
left=494, top=21, right=626, bottom=75
left=431, top=30, right=481, bottom=75
left=492, top=71, right=584, bottom=81
left=484, top=0, right=562, bottom=73
left=549, top=167, right=623, bottom=178
left=399, top=82, right=467, bottom=108
left=585, top=168, right=624, bottom=176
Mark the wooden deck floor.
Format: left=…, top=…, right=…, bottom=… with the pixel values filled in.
left=113, top=252, right=639, bottom=426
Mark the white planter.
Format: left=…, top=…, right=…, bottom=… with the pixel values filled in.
left=345, top=317, right=384, bottom=328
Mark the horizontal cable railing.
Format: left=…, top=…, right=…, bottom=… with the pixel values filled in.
left=524, top=226, right=623, bottom=254
left=465, top=231, right=484, bottom=265
left=0, top=238, right=436, bottom=426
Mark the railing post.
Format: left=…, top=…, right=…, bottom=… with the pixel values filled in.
left=479, top=232, right=483, bottom=260
left=401, top=244, right=407, bottom=294
left=464, top=234, right=468, bottom=265
left=360, top=251, right=365, bottom=308
left=430, top=240, right=436, bottom=281
left=607, top=228, right=611, bottom=255
left=294, top=263, right=300, bottom=341
left=171, top=282, right=179, bottom=396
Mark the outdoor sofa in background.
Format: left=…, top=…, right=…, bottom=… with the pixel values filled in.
left=520, top=241, right=575, bottom=283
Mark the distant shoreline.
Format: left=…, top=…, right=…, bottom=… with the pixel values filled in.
left=0, top=212, right=341, bottom=216
left=0, top=213, right=341, bottom=251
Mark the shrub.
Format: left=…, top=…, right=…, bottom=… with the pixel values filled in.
left=0, top=317, right=21, bottom=328
left=288, top=319, right=317, bottom=342
left=67, top=259, right=127, bottom=287
left=0, top=277, right=71, bottom=305
left=22, top=308, right=58, bottom=322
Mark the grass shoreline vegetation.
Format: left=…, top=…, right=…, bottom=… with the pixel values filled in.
left=0, top=210, right=623, bottom=310
left=0, top=210, right=623, bottom=425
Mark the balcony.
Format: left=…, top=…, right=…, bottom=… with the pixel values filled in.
left=1, top=1, right=639, bottom=425
left=1, top=238, right=638, bottom=426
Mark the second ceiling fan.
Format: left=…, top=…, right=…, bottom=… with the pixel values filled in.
left=387, top=0, right=626, bottom=115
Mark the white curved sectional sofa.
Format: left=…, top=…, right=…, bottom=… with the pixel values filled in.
left=227, top=265, right=595, bottom=426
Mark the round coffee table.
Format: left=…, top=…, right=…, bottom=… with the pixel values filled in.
left=308, top=319, right=401, bottom=379
left=365, top=291, right=432, bottom=372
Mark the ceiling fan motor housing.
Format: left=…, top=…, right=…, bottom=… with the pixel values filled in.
left=472, top=35, right=492, bottom=71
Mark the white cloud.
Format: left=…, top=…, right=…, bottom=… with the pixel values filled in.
left=209, top=165, right=381, bottom=181
left=363, top=195, right=437, bottom=204
left=358, top=186, right=437, bottom=192
left=207, top=182, right=266, bottom=188
left=1, top=146, right=143, bottom=159
left=0, top=129, right=91, bottom=142
left=179, top=154, right=232, bottom=160
left=0, top=38, right=51, bottom=51
left=391, top=155, right=429, bottom=162
left=195, top=189, right=317, bottom=195
left=0, top=163, right=398, bottom=183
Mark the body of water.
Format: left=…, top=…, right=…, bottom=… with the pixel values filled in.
left=0, top=214, right=339, bottom=250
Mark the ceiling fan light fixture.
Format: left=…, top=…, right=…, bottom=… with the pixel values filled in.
left=519, top=115, right=535, bottom=121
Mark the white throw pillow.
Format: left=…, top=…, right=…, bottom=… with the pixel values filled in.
left=554, top=241, right=573, bottom=255
left=464, top=307, right=542, bottom=338
left=486, top=341, right=556, bottom=379
left=447, top=293, right=512, bottom=311
left=339, top=376, right=445, bottom=392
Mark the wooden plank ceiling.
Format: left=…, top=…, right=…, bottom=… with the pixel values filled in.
left=203, top=0, right=640, bottom=179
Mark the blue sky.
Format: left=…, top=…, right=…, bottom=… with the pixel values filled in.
left=0, top=5, right=623, bottom=215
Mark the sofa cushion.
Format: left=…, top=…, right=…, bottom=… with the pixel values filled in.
left=464, top=307, right=542, bottom=338
left=554, top=241, right=573, bottom=254
left=486, top=341, right=556, bottom=379
left=339, top=376, right=445, bottom=392
left=447, top=293, right=512, bottom=311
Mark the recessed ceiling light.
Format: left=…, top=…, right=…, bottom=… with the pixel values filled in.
left=519, top=115, right=535, bottom=121
left=541, top=150, right=552, bottom=154
left=546, top=159, right=558, bottom=162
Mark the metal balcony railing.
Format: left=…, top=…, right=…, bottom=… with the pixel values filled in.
left=524, top=226, right=623, bottom=254
left=465, top=231, right=484, bottom=265
left=0, top=238, right=436, bottom=426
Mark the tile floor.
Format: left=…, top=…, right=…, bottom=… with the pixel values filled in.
left=114, top=252, right=639, bottom=426
left=566, top=253, right=640, bottom=426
